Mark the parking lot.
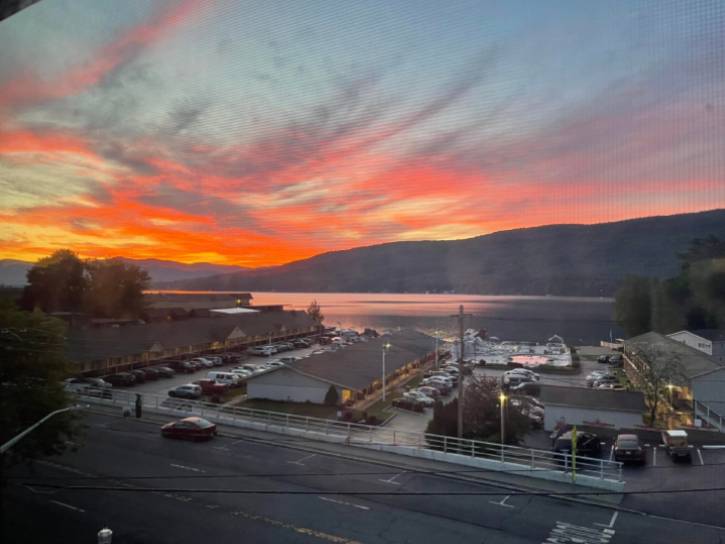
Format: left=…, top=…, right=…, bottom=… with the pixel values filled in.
left=112, top=343, right=321, bottom=397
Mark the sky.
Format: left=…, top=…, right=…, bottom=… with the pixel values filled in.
left=1, top=0, right=724, bottom=267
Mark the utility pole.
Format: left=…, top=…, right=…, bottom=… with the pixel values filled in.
left=451, top=305, right=472, bottom=438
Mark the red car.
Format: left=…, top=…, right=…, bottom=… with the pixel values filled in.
left=161, top=417, right=217, bottom=441
left=193, top=379, right=229, bottom=396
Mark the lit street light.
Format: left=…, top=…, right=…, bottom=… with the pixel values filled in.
left=499, top=392, right=507, bottom=445
left=382, top=341, right=391, bottom=401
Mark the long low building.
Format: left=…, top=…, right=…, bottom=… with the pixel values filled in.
left=540, top=385, right=646, bottom=431
left=247, top=329, right=436, bottom=404
left=67, top=310, right=319, bottom=374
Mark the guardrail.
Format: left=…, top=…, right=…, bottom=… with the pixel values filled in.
left=78, top=387, right=624, bottom=489
left=695, top=400, right=725, bottom=432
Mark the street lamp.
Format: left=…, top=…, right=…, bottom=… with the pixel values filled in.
left=432, top=330, right=442, bottom=369
left=382, top=342, right=391, bottom=401
left=499, top=393, right=507, bottom=445
left=1, top=405, right=82, bottom=454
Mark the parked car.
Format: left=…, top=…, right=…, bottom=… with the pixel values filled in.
left=421, top=378, right=451, bottom=395
left=265, top=360, right=285, bottom=368
left=403, top=391, right=434, bottom=407
left=207, top=371, right=241, bottom=386
left=502, top=373, right=533, bottom=388
left=279, top=356, right=299, bottom=364
left=592, top=375, right=619, bottom=388
left=509, top=381, right=541, bottom=396
left=596, top=383, right=625, bottom=391
left=168, top=360, right=195, bottom=374
left=585, top=370, right=610, bottom=387
left=510, top=398, right=543, bottom=428
left=505, top=368, right=540, bottom=381
left=103, top=373, right=136, bottom=387
left=248, top=346, right=275, bottom=356
left=415, top=385, right=440, bottom=399
left=597, top=354, right=611, bottom=364
left=293, top=339, right=310, bottom=348
left=553, top=431, right=602, bottom=457
left=141, top=367, right=161, bottom=380
left=614, top=434, right=645, bottom=464
left=662, top=429, right=691, bottom=461
left=392, top=397, right=424, bottom=412
left=194, top=379, right=230, bottom=396
left=168, top=384, right=203, bottom=399
left=161, top=417, right=217, bottom=441
left=154, top=366, right=176, bottom=378
left=63, top=377, right=111, bottom=393
left=129, top=369, right=147, bottom=383
left=191, top=357, right=215, bottom=369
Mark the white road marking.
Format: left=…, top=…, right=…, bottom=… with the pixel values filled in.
left=318, top=496, right=370, bottom=511
left=38, top=460, right=94, bottom=477
left=652, top=446, right=657, bottom=466
left=287, top=453, right=317, bottom=466
left=609, top=447, right=614, bottom=461
left=378, top=471, right=405, bottom=485
left=170, top=463, right=205, bottom=473
left=545, top=521, right=614, bottom=543
left=50, top=500, right=86, bottom=513
left=594, top=511, right=619, bottom=529
left=489, top=495, right=514, bottom=509
left=212, top=445, right=230, bottom=452
left=24, top=484, right=55, bottom=495
left=697, top=448, right=705, bottom=466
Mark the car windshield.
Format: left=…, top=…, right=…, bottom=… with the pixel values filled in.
left=617, top=439, right=639, bottom=449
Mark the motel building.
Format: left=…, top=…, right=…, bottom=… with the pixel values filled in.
left=246, top=330, right=437, bottom=405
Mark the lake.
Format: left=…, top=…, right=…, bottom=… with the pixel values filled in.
left=187, top=292, right=619, bottom=345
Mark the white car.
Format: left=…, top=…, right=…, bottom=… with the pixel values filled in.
left=248, top=346, right=275, bottom=356
left=191, top=357, right=215, bottom=368
left=504, top=368, right=540, bottom=381
left=265, top=361, right=285, bottom=368
left=596, top=383, right=625, bottom=391
left=230, top=368, right=252, bottom=378
left=404, top=391, right=435, bottom=407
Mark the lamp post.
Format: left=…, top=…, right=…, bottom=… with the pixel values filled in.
left=382, top=342, right=391, bottom=402
left=433, top=330, right=441, bottom=369
left=1, top=405, right=81, bottom=454
left=499, top=393, right=507, bottom=445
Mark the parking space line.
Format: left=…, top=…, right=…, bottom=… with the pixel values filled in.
left=378, top=471, right=405, bottom=485
left=609, top=447, right=614, bottom=461
left=697, top=448, right=705, bottom=466
left=594, top=511, right=619, bottom=529
left=50, top=500, right=86, bottom=513
left=318, top=496, right=370, bottom=511
left=170, top=463, right=205, bottom=473
left=489, top=495, right=514, bottom=509
left=652, top=446, right=657, bottom=467
left=287, top=453, right=316, bottom=466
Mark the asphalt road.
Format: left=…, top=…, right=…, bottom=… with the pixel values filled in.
left=3, top=412, right=725, bottom=543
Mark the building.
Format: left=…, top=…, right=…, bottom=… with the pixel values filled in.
left=247, top=330, right=436, bottom=404
left=667, top=329, right=725, bottom=364
left=624, top=331, right=725, bottom=430
left=539, top=385, right=646, bottom=431
left=67, top=310, right=319, bottom=374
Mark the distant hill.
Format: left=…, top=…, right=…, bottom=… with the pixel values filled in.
left=0, top=257, right=247, bottom=287
left=165, top=209, right=725, bottom=296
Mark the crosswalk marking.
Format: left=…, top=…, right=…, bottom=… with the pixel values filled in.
left=544, top=521, right=614, bottom=543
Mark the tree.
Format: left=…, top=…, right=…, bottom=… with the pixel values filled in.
left=425, top=376, right=529, bottom=444
left=323, top=385, right=339, bottom=406
left=84, top=258, right=150, bottom=318
left=614, top=276, right=655, bottom=337
left=20, top=250, right=87, bottom=313
left=307, top=299, right=324, bottom=325
left=0, top=302, right=78, bottom=468
left=627, top=343, right=686, bottom=426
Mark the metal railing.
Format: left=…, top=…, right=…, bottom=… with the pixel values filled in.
left=695, top=400, right=725, bottom=431
left=77, top=387, right=623, bottom=485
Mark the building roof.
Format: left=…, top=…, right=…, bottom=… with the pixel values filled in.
left=65, top=310, right=315, bottom=364
left=210, top=308, right=260, bottom=315
left=539, top=385, right=645, bottom=413
left=280, top=329, right=435, bottom=392
left=625, top=331, right=723, bottom=380
left=692, top=329, right=725, bottom=342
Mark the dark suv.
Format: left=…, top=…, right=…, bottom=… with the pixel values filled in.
left=614, top=434, right=645, bottom=464
left=553, top=431, right=602, bottom=457
left=103, top=372, right=136, bottom=386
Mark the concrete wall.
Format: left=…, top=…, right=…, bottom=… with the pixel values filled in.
left=692, top=368, right=725, bottom=420
left=713, top=342, right=725, bottom=364
left=247, top=368, right=334, bottom=403
left=544, top=405, right=643, bottom=431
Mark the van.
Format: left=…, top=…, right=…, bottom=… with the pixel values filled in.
left=207, top=371, right=240, bottom=385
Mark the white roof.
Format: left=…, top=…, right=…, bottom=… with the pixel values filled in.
left=664, top=429, right=688, bottom=437
left=210, top=307, right=260, bottom=315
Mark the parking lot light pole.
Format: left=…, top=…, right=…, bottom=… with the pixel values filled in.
left=499, top=393, right=507, bottom=446
left=382, top=342, right=391, bottom=402
left=1, top=405, right=81, bottom=454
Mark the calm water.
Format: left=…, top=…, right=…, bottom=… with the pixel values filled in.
left=159, top=291, right=620, bottom=345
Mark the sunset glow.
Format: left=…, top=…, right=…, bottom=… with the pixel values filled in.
left=1, top=1, right=724, bottom=266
